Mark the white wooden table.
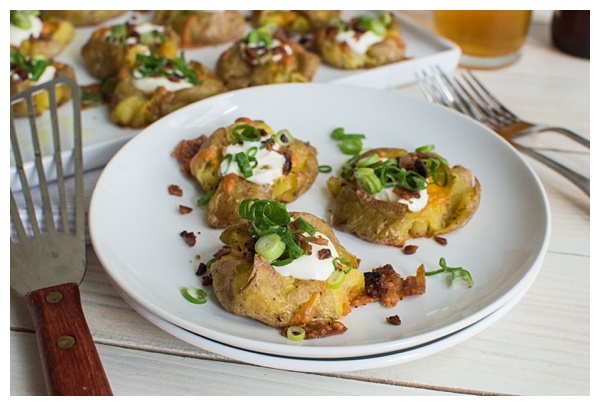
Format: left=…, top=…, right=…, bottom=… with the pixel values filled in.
left=10, top=11, right=590, bottom=396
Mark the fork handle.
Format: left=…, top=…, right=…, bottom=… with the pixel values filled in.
left=25, top=282, right=113, bottom=396
left=516, top=144, right=590, bottom=196
left=521, top=126, right=591, bottom=148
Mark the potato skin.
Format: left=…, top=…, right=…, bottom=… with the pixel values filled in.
left=315, top=15, right=405, bottom=70
left=154, top=10, right=246, bottom=47
left=81, top=24, right=180, bottom=80
left=251, top=10, right=340, bottom=33
left=210, top=212, right=364, bottom=328
left=41, top=10, right=126, bottom=26
left=109, top=61, right=227, bottom=128
left=189, top=118, right=319, bottom=228
left=10, top=62, right=77, bottom=117
left=327, top=148, right=481, bottom=247
left=15, top=17, right=75, bottom=59
left=216, top=33, right=320, bottom=90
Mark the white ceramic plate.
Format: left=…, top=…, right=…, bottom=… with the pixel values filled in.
left=10, top=11, right=459, bottom=189
left=89, top=83, right=550, bottom=359
left=129, top=275, right=528, bottom=373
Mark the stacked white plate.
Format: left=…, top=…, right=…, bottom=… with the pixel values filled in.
left=89, top=84, right=550, bottom=372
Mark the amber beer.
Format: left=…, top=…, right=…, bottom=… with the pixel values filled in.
left=434, top=10, right=532, bottom=68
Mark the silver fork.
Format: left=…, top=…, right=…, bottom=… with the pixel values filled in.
left=10, top=77, right=113, bottom=395
left=416, top=67, right=590, bottom=196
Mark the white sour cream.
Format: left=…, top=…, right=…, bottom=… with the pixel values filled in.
left=133, top=76, right=193, bottom=93
left=373, top=187, right=429, bottom=212
left=10, top=14, right=43, bottom=46
left=219, top=138, right=286, bottom=185
left=32, top=65, right=56, bottom=85
left=335, top=30, right=383, bottom=54
left=274, top=232, right=340, bottom=281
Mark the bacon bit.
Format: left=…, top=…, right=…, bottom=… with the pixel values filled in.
left=179, top=205, right=193, bottom=214
left=401, top=264, right=426, bottom=297
left=172, top=136, right=207, bottom=176
left=213, top=246, right=233, bottom=259
left=317, top=248, right=332, bottom=260
left=168, top=184, right=183, bottom=196
left=180, top=231, right=196, bottom=246
left=202, top=275, right=213, bottom=286
left=434, top=236, right=448, bottom=246
left=306, top=234, right=329, bottom=246
left=196, top=262, right=207, bottom=276
left=403, top=245, right=419, bottom=255
left=386, top=315, right=401, bottom=326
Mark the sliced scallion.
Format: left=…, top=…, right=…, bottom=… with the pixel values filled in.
left=235, top=152, right=253, bottom=178
left=327, top=270, right=346, bottom=289
left=181, top=287, right=208, bottom=304
left=274, top=129, right=295, bottom=146
left=255, top=233, right=286, bottom=261
left=286, top=325, right=306, bottom=341
left=294, top=217, right=316, bottom=236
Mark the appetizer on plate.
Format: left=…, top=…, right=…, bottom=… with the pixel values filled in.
left=81, top=21, right=180, bottom=80
left=10, top=10, right=75, bottom=59
left=175, top=118, right=319, bottom=228
left=250, top=10, right=340, bottom=50
left=209, top=199, right=363, bottom=338
left=216, top=27, right=320, bottom=90
left=40, top=10, right=126, bottom=26
left=110, top=52, right=227, bottom=128
left=206, top=199, right=427, bottom=339
left=10, top=50, right=76, bottom=117
left=314, top=12, right=406, bottom=70
left=153, top=10, right=246, bottom=47
left=326, top=146, right=481, bottom=247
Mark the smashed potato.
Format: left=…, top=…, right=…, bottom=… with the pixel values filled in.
left=41, top=10, right=126, bottom=26
left=154, top=10, right=246, bottom=47
left=216, top=27, right=320, bottom=90
left=187, top=118, right=319, bottom=228
left=11, top=11, right=75, bottom=59
left=314, top=12, right=405, bottom=70
left=326, top=147, right=481, bottom=247
left=210, top=203, right=364, bottom=332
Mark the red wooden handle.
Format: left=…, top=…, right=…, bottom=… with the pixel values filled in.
left=25, top=282, right=113, bottom=396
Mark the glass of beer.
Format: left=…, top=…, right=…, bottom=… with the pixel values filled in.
left=433, top=10, right=532, bottom=69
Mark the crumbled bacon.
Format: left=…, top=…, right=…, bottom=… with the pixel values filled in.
left=180, top=231, right=196, bottom=247
left=317, top=248, right=332, bottom=260
left=195, top=262, right=207, bottom=276
left=179, top=205, right=193, bottom=214
left=434, top=236, right=448, bottom=246
left=280, top=321, right=348, bottom=340
left=213, top=246, right=232, bottom=259
left=168, top=184, right=183, bottom=196
left=171, top=135, right=207, bottom=177
left=202, top=275, right=213, bottom=286
left=306, top=234, right=329, bottom=246
left=402, top=245, right=419, bottom=255
left=386, top=315, right=401, bottom=326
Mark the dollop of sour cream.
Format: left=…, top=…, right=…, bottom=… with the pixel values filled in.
left=32, top=65, right=56, bottom=85
left=335, top=30, right=383, bottom=54
left=133, top=76, right=193, bottom=93
left=219, top=137, right=286, bottom=185
left=373, top=187, right=429, bottom=212
left=273, top=231, right=340, bottom=281
left=10, top=14, right=43, bottom=46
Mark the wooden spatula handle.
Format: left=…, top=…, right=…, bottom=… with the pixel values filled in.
left=25, top=282, right=113, bottom=396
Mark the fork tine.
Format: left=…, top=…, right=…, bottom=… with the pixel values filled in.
left=464, top=71, right=519, bottom=120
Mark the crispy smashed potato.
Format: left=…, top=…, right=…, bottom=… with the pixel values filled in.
left=154, top=10, right=246, bottom=47
left=186, top=118, right=319, bottom=228
left=14, top=16, right=75, bottom=59
left=41, top=10, right=126, bottom=26
left=327, top=148, right=481, bottom=247
left=314, top=12, right=405, bottom=70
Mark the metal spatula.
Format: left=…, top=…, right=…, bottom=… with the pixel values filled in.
left=10, top=77, right=113, bottom=396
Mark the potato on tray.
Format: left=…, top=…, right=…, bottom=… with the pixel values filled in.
left=216, top=26, right=321, bottom=90
left=81, top=21, right=180, bottom=80
left=177, top=118, right=319, bottom=228
left=326, top=146, right=481, bottom=247
left=10, top=50, right=76, bottom=117
left=41, top=10, right=126, bottom=26
left=153, top=10, right=246, bottom=47
left=109, top=52, right=226, bottom=128
left=10, top=10, right=75, bottom=59
left=314, top=11, right=405, bottom=70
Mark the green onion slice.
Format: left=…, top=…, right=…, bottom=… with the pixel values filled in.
left=235, top=152, right=254, bottom=178
left=333, top=257, right=352, bottom=274
left=416, top=144, right=435, bottom=153
left=286, top=326, right=306, bottom=341
left=274, top=129, right=295, bottom=146
left=318, top=165, right=332, bottom=173
left=232, top=124, right=262, bottom=142
left=181, top=287, right=208, bottom=304
left=255, top=233, right=286, bottom=261
left=294, top=217, right=316, bottom=236
left=327, top=270, right=346, bottom=289
left=197, top=190, right=215, bottom=207
left=425, top=257, right=474, bottom=288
